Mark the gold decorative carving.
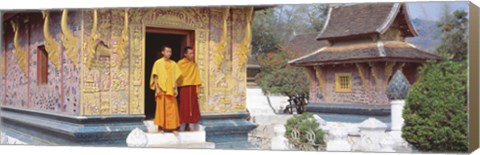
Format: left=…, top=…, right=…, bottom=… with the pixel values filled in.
left=129, top=22, right=143, bottom=114
left=356, top=63, right=368, bottom=91
left=195, top=29, right=210, bottom=112
left=236, top=7, right=254, bottom=70
left=84, top=93, right=100, bottom=115
left=41, top=11, right=61, bottom=70
left=84, top=9, right=98, bottom=69
left=113, top=9, right=129, bottom=69
left=380, top=22, right=403, bottom=41
left=80, top=12, right=85, bottom=115
left=0, top=56, right=4, bottom=77
left=384, top=61, right=396, bottom=89
left=368, top=62, right=381, bottom=91
left=143, top=8, right=209, bottom=29
left=61, top=9, right=79, bottom=68
left=314, top=66, right=325, bottom=92
left=111, top=69, right=128, bottom=91
left=10, top=19, right=28, bottom=74
left=100, top=97, right=111, bottom=114
left=213, top=7, right=230, bottom=70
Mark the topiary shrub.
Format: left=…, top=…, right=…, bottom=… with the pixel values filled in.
left=402, top=61, right=467, bottom=152
left=285, top=112, right=325, bottom=150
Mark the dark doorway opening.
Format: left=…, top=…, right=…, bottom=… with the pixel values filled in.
left=144, top=28, right=195, bottom=120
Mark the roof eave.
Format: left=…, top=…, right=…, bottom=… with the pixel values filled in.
left=316, top=32, right=378, bottom=41
left=290, top=57, right=439, bottom=67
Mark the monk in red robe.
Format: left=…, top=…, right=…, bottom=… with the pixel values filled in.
left=149, top=46, right=182, bottom=135
left=177, top=47, right=202, bottom=131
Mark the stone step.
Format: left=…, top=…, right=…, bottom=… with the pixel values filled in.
left=127, top=120, right=215, bottom=148
left=151, top=142, right=215, bottom=149
left=145, top=130, right=207, bottom=146
left=251, top=115, right=293, bottom=125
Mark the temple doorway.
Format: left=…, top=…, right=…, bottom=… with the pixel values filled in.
left=144, top=27, right=195, bottom=120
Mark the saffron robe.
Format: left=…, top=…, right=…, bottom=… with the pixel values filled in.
left=177, top=58, right=202, bottom=123
left=149, top=57, right=182, bottom=130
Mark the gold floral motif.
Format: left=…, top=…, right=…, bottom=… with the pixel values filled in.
left=10, top=19, right=28, bottom=75
left=61, top=9, right=79, bottom=69
left=41, top=11, right=61, bottom=70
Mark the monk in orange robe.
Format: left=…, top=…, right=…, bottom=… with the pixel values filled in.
left=177, top=47, right=202, bottom=131
left=149, top=46, right=182, bottom=135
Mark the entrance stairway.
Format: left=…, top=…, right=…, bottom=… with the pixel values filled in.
left=126, top=120, right=215, bottom=148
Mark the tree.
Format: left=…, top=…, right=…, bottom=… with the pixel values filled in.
left=252, top=8, right=283, bottom=56
left=251, top=4, right=329, bottom=56
left=255, top=50, right=310, bottom=97
left=435, top=7, right=468, bottom=61
left=306, top=5, right=330, bottom=32
left=402, top=61, right=468, bottom=152
left=255, top=49, right=310, bottom=113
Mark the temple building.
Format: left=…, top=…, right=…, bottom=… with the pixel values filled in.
left=288, top=3, right=441, bottom=115
left=1, top=7, right=266, bottom=148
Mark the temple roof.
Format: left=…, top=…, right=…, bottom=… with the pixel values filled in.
left=316, top=3, right=417, bottom=41
left=285, top=33, right=330, bottom=57
left=288, top=41, right=441, bottom=66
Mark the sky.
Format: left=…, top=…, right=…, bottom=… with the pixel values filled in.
left=407, top=1, right=469, bottom=21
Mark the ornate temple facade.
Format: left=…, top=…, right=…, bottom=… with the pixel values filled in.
left=1, top=7, right=262, bottom=146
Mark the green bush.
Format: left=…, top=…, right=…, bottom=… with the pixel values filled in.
left=402, top=61, right=468, bottom=152
left=285, top=112, right=325, bottom=150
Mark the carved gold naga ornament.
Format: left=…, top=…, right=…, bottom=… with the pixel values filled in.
left=236, top=7, right=254, bottom=70
left=84, top=9, right=129, bottom=69
left=61, top=9, right=79, bottom=69
left=114, top=9, right=129, bottom=69
left=84, top=9, right=98, bottom=69
left=10, top=19, right=28, bottom=75
left=42, top=11, right=61, bottom=70
left=213, top=7, right=230, bottom=70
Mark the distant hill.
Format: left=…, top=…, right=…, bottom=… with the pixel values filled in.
left=405, top=18, right=442, bottom=53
